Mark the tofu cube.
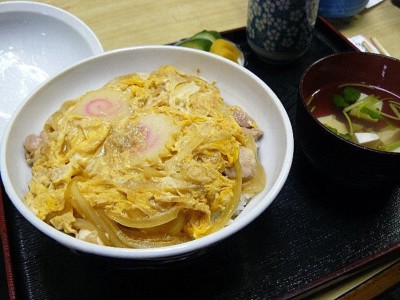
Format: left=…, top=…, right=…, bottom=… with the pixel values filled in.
left=354, top=132, right=380, bottom=147
left=317, top=114, right=348, bottom=135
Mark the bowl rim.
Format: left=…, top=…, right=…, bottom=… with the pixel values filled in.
left=299, top=52, right=400, bottom=156
left=1, top=45, right=294, bottom=260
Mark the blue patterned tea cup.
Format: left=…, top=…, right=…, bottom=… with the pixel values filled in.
left=247, top=0, right=320, bottom=63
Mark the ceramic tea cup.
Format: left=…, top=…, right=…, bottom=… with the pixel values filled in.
left=246, top=0, right=320, bottom=64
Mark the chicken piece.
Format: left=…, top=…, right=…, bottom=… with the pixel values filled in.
left=242, top=127, right=264, bottom=141
left=231, top=106, right=263, bottom=141
left=24, top=134, right=41, bottom=155
left=24, top=131, right=47, bottom=164
left=231, top=106, right=256, bottom=128
left=225, top=146, right=256, bottom=180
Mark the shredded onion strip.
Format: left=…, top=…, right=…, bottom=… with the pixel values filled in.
left=242, top=134, right=266, bottom=194
left=99, top=213, right=190, bottom=248
left=105, top=205, right=180, bottom=228
left=66, top=178, right=126, bottom=247
left=206, top=160, right=242, bottom=235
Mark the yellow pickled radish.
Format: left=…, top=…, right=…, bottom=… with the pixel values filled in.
left=210, top=39, right=240, bottom=62
left=212, top=48, right=238, bottom=62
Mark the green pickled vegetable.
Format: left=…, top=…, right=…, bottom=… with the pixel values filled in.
left=191, top=30, right=222, bottom=42
left=176, top=38, right=212, bottom=51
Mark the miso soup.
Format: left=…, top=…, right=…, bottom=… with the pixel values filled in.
left=307, top=83, right=400, bottom=153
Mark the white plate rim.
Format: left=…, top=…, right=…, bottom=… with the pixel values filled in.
left=0, top=0, right=104, bottom=146
left=0, top=1, right=103, bottom=54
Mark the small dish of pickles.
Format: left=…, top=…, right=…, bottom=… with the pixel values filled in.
left=176, top=30, right=244, bottom=65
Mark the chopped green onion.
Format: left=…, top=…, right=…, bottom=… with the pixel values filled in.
left=360, top=106, right=383, bottom=120
left=338, top=83, right=376, bottom=90
left=381, top=101, right=400, bottom=121
left=332, top=94, right=347, bottom=108
left=326, top=84, right=400, bottom=153
left=343, top=86, right=361, bottom=104
left=325, top=124, right=351, bottom=140
left=343, top=95, right=379, bottom=113
left=381, top=140, right=400, bottom=152
left=342, top=110, right=354, bottom=136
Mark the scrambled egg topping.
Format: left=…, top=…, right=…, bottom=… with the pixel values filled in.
left=24, top=66, right=265, bottom=248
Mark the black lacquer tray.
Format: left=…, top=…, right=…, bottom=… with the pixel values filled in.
left=1, top=18, right=400, bottom=299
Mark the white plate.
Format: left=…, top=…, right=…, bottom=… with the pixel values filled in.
left=1, top=45, right=294, bottom=260
left=0, top=1, right=103, bottom=142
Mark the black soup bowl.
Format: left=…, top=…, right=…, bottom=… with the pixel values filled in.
left=297, top=52, right=400, bottom=191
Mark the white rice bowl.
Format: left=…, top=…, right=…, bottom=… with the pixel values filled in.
left=1, top=46, right=293, bottom=260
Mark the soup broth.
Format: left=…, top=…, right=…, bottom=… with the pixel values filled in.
left=307, top=83, right=400, bottom=152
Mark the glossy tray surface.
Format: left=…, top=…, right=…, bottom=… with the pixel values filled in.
left=1, top=18, right=399, bottom=299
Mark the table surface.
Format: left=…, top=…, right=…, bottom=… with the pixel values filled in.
left=4, top=0, right=398, bottom=58
left=1, top=0, right=400, bottom=299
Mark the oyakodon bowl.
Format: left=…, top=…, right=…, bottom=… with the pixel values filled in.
left=1, top=46, right=294, bottom=261
left=297, top=52, right=400, bottom=191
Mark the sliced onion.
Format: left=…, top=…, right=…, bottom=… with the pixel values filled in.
left=242, top=161, right=266, bottom=194
left=116, top=227, right=190, bottom=248
left=143, top=211, right=186, bottom=235
left=88, top=211, right=190, bottom=248
left=205, top=160, right=242, bottom=235
left=242, top=134, right=266, bottom=194
left=105, top=205, right=180, bottom=228
left=73, top=218, right=98, bottom=231
left=66, top=178, right=126, bottom=247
